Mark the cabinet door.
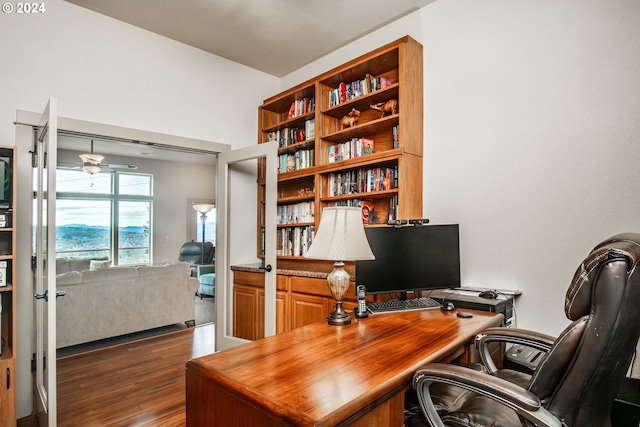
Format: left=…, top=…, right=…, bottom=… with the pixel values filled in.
left=258, top=290, right=289, bottom=339
left=291, top=293, right=330, bottom=329
left=0, top=358, right=15, bottom=426
left=233, top=285, right=259, bottom=341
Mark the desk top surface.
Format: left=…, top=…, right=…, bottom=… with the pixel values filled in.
left=187, top=309, right=503, bottom=426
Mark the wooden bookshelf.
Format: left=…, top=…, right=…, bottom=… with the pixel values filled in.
left=257, top=36, right=423, bottom=271
left=0, top=146, right=16, bottom=426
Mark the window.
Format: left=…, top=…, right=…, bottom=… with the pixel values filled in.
left=56, top=169, right=153, bottom=265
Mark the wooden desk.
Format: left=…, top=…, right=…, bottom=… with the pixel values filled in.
left=186, top=309, right=503, bottom=427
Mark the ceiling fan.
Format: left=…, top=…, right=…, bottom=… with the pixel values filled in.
left=74, top=140, right=138, bottom=174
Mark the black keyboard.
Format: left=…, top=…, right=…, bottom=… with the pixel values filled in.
left=366, top=297, right=441, bottom=314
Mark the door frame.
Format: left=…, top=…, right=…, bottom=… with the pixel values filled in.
left=13, top=110, right=232, bottom=420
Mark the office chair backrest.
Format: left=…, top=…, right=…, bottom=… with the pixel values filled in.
left=527, top=233, right=640, bottom=426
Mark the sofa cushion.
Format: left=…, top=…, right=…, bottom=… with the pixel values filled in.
left=90, top=259, right=112, bottom=270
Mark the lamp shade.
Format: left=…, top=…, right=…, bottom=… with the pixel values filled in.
left=305, top=207, right=375, bottom=261
left=192, top=203, right=215, bottom=214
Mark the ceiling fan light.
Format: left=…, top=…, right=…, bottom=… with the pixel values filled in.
left=82, top=164, right=103, bottom=175
left=79, top=153, right=105, bottom=164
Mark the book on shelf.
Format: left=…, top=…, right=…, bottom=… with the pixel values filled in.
left=0, top=260, right=5, bottom=287
left=392, top=125, right=400, bottom=148
left=305, top=119, right=315, bottom=139
left=388, top=194, right=399, bottom=222
left=288, top=97, right=315, bottom=119
left=327, top=138, right=374, bottom=163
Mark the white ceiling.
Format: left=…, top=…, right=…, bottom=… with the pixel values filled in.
left=59, top=0, right=435, bottom=163
left=64, top=0, right=435, bottom=77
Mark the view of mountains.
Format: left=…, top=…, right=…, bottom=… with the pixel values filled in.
left=56, top=224, right=149, bottom=263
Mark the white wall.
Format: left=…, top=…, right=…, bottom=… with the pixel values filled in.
left=0, top=0, right=279, bottom=146
left=283, top=0, right=640, bottom=337
left=1, top=0, right=279, bottom=418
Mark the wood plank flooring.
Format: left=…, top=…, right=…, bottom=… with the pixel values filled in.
left=55, top=323, right=215, bottom=427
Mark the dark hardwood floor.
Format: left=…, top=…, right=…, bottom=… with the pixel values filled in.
left=20, top=323, right=216, bottom=427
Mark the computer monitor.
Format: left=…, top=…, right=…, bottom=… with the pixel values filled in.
left=355, top=224, right=460, bottom=296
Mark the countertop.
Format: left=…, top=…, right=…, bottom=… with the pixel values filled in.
left=231, top=263, right=330, bottom=279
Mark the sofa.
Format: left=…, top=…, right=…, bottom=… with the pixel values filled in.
left=56, top=261, right=199, bottom=348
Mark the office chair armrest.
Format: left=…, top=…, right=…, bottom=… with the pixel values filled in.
left=475, top=327, right=556, bottom=374
left=413, top=363, right=562, bottom=427
left=197, top=264, right=215, bottom=276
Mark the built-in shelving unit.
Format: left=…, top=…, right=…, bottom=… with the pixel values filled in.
left=257, top=36, right=424, bottom=272
left=0, top=146, right=16, bottom=426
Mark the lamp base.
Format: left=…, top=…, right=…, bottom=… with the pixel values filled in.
left=326, top=261, right=352, bottom=326
left=327, top=301, right=351, bottom=326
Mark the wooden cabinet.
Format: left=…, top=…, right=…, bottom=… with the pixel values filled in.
left=257, top=36, right=423, bottom=271
left=232, top=270, right=362, bottom=339
left=0, top=358, right=15, bottom=427
left=233, top=271, right=289, bottom=340
left=290, top=293, right=329, bottom=329
left=0, top=146, right=15, bottom=426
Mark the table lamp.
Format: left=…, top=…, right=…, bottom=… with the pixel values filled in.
left=305, top=206, right=374, bottom=325
left=192, top=203, right=215, bottom=264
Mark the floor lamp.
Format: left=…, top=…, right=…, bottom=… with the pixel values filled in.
left=305, top=206, right=374, bottom=325
left=192, top=203, right=215, bottom=264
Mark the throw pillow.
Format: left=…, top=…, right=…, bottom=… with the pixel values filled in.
left=90, top=259, right=112, bottom=270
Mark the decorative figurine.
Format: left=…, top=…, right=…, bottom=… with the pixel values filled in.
left=370, top=99, right=398, bottom=117
left=361, top=200, right=379, bottom=224
left=340, top=108, right=360, bottom=129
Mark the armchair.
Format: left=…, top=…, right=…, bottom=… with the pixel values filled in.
left=412, top=233, right=640, bottom=427
left=178, top=241, right=214, bottom=266
left=178, top=241, right=215, bottom=298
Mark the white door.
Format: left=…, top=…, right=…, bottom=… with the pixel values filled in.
left=33, top=98, right=59, bottom=427
left=216, top=142, right=277, bottom=350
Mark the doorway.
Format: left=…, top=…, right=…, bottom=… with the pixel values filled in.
left=15, top=111, right=231, bottom=424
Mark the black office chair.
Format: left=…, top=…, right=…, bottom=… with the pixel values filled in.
left=411, top=233, right=640, bottom=427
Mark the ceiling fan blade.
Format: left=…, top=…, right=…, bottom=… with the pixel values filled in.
left=57, top=161, right=82, bottom=170
left=100, top=166, right=119, bottom=174
left=103, top=163, right=138, bottom=170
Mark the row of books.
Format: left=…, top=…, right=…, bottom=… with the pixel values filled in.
left=279, top=149, right=315, bottom=173
left=326, top=199, right=365, bottom=207
left=328, top=74, right=393, bottom=107
left=277, top=225, right=314, bottom=257
left=327, top=166, right=398, bottom=197
left=327, top=138, right=374, bottom=163
left=266, top=119, right=315, bottom=148
left=288, top=97, right=315, bottom=119
left=277, top=201, right=314, bottom=225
